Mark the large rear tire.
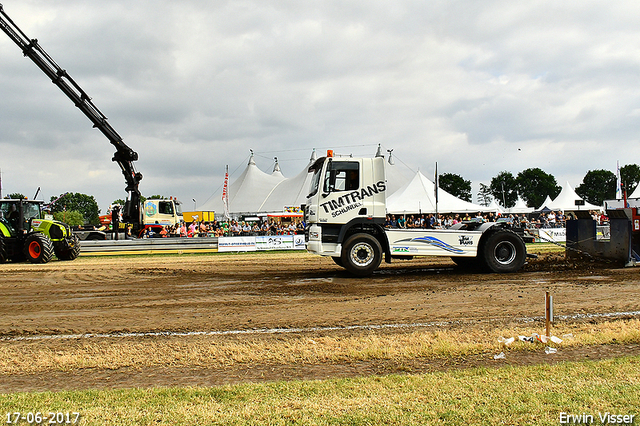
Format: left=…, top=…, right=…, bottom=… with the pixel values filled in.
left=480, top=230, right=526, bottom=273
left=341, top=233, right=383, bottom=277
left=23, top=233, right=54, bottom=264
left=54, top=235, right=81, bottom=261
left=0, top=235, right=6, bottom=264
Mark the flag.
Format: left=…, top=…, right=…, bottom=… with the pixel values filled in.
left=616, top=160, right=622, bottom=199
left=222, top=165, right=230, bottom=220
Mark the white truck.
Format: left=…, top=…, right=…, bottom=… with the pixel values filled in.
left=304, top=152, right=529, bottom=276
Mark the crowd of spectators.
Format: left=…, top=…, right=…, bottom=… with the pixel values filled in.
left=383, top=210, right=606, bottom=230
left=140, top=210, right=608, bottom=238
left=142, top=219, right=305, bottom=238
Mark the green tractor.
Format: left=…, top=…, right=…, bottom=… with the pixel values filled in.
left=0, top=199, right=80, bottom=264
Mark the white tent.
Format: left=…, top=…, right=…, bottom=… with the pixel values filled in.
left=548, top=181, right=600, bottom=211
left=508, top=195, right=534, bottom=214
left=537, top=195, right=554, bottom=211
left=629, top=184, right=640, bottom=199
left=202, top=153, right=285, bottom=214
left=386, top=171, right=488, bottom=214
left=258, top=151, right=317, bottom=212
left=485, top=199, right=505, bottom=214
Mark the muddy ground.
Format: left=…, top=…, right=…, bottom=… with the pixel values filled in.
left=1, top=248, right=639, bottom=392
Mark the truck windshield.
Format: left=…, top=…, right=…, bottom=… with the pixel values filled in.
left=307, top=157, right=327, bottom=198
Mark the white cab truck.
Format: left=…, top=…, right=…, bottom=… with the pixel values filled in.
left=304, top=153, right=529, bottom=276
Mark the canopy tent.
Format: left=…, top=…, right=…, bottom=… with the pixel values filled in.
left=546, top=181, right=600, bottom=211
left=202, top=153, right=285, bottom=214
left=536, top=195, right=554, bottom=212
left=508, top=195, right=534, bottom=214
left=258, top=151, right=317, bottom=212
left=629, top=184, right=640, bottom=199
left=485, top=199, right=505, bottom=214
left=386, top=171, right=488, bottom=214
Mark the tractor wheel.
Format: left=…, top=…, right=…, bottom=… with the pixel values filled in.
left=23, top=233, right=54, bottom=264
left=54, top=235, right=81, bottom=261
left=340, top=233, right=382, bottom=277
left=332, top=256, right=344, bottom=267
left=480, top=230, right=526, bottom=273
left=0, top=235, right=6, bottom=264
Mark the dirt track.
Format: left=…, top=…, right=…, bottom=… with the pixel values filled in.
left=1, top=249, right=639, bottom=392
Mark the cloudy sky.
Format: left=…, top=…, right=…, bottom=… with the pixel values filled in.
left=1, top=0, right=639, bottom=212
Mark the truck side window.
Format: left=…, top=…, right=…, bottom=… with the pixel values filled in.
left=324, top=162, right=359, bottom=193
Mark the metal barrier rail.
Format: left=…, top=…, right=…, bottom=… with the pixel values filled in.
left=79, top=237, right=219, bottom=254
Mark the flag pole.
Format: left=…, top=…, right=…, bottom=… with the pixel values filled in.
left=434, top=162, right=439, bottom=225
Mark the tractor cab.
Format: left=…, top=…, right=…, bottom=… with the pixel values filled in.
left=0, top=199, right=42, bottom=234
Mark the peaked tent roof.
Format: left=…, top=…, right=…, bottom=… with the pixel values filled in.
left=548, top=181, right=600, bottom=211
left=202, top=153, right=285, bottom=214
left=486, top=199, right=505, bottom=213
left=386, top=171, right=488, bottom=214
left=537, top=195, right=554, bottom=211
left=258, top=150, right=318, bottom=213
left=508, top=196, right=534, bottom=214
left=629, top=184, right=640, bottom=199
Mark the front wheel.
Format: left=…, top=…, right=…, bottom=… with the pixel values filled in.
left=24, top=233, right=54, bottom=264
left=341, top=233, right=383, bottom=277
left=480, top=230, right=526, bottom=273
left=54, top=235, right=81, bottom=261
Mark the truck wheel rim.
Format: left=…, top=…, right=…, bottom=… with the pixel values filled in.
left=351, top=242, right=374, bottom=267
left=494, top=241, right=516, bottom=265
left=28, top=241, right=41, bottom=258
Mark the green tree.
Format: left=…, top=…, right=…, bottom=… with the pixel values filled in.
left=438, top=173, right=472, bottom=202
left=5, top=193, right=25, bottom=200
left=477, top=183, right=492, bottom=207
left=49, top=192, right=100, bottom=225
left=489, top=171, right=518, bottom=208
left=515, top=168, right=561, bottom=208
left=575, top=169, right=616, bottom=206
left=53, top=210, right=84, bottom=226
left=620, top=164, right=640, bottom=195
left=147, top=195, right=167, bottom=200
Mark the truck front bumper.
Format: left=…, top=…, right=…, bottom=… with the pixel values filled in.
left=306, top=224, right=341, bottom=257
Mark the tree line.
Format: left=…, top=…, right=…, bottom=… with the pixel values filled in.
left=439, top=164, right=640, bottom=208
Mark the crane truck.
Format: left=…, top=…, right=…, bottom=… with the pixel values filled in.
left=0, top=4, right=157, bottom=247
left=304, top=151, right=530, bottom=276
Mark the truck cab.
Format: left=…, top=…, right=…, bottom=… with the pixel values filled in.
left=306, top=154, right=388, bottom=263
left=305, top=152, right=528, bottom=276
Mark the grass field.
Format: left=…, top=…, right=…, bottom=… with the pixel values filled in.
left=2, top=319, right=639, bottom=425
left=1, top=356, right=639, bottom=425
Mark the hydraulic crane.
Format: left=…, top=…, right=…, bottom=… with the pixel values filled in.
left=0, top=3, right=143, bottom=230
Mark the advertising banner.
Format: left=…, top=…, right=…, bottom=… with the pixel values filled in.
left=218, top=236, right=256, bottom=252
left=256, top=235, right=306, bottom=251
left=538, top=228, right=566, bottom=243
left=219, top=235, right=306, bottom=252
